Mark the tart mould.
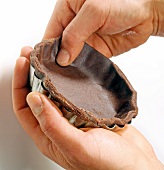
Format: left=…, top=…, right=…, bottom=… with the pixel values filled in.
left=29, top=37, right=138, bottom=130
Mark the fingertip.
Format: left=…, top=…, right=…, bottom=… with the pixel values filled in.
left=21, top=46, right=33, bottom=53
left=15, top=56, right=23, bottom=65
left=27, top=92, right=63, bottom=116
left=26, top=92, right=39, bottom=102
left=27, top=92, right=84, bottom=149
left=20, top=46, right=33, bottom=59
left=56, top=48, right=71, bottom=66
left=15, top=55, right=30, bottom=70
left=13, top=56, right=30, bottom=90
left=26, top=92, right=43, bottom=117
left=56, top=42, right=84, bottom=66
left=16, top=55, right=29, bottom=64
left=14, top=57, right=28, bottom=74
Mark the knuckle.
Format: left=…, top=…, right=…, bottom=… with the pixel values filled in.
left=63, top=28, right=80, bottom=47
left=86, top=0, right=103, bottom=14
left=37, top=110, right=55, bottom=135
left=41, top=118, right=55, bottom=135
left=62, top=29, right=84, bottom=59
left=85, top=0, right=107, bottom=27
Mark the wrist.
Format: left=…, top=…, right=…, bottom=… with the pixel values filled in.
left=152, top=0, right=164, bottom=36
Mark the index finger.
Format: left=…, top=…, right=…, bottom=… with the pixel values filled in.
left=43, top=0, right=74, bottom=39
left=43, top=0, right=86, bottom=39
left=12, top=46, right=33, bottom=112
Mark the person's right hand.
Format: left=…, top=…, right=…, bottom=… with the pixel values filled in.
left=43, top=0, right=155, bottom=66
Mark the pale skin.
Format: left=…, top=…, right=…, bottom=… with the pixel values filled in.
left=12, top=0, right=164, bottom=169
left=43, top=0, right=155, bottom=66
left=12, top=47, right=164, bottom=170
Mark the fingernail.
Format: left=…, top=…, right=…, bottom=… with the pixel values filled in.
left=56, top=48, right=70, bottom=65
left=27, top=94, right=43, bottom=116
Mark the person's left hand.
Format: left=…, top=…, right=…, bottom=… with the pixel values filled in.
left=12, top=47, right=164, bottom=170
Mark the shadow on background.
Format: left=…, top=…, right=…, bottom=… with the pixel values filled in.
left=0, top=69, right=62, bottom=170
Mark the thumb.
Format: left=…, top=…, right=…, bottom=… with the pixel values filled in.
left=56, top=1, right=104, bottom=66
left=26, top=92, right=83, bottom=149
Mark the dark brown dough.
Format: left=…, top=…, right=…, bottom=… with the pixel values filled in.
left=30, top=37, right=138, bottom=129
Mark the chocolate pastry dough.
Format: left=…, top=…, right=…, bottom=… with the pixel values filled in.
left=29, top=37, right=138, bottom=129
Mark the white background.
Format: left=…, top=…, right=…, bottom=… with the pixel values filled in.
left=0, top=0, right=163, bottom=170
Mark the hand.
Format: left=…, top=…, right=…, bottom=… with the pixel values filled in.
left=43, top=0, right=154, bottom=66
left=12, top=47, right=164, bottom=170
